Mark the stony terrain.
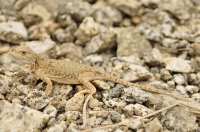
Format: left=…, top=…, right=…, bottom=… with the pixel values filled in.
left=1, top=0, right=200, bottom=131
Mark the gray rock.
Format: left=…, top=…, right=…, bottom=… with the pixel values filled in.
left=116, top=27, right=152, bottom=57
left=0, top=100, right=49, bottom=131
left=173, top=74, right=185, bottom=85
left=185, top=85, right=199, bottom=94
left=0, top=75, right=13, bottom=94
left=65, top=111, right=80, bottom=121
left=165, top=58, right=192, bottom=73
left=0, top=21, right=27, bottom=44
left=192, top=93, right=200, bottom=103
left=122, top=86, right=148, bottom=104
left=53, top=22, right=77, bottom=43
left=143, top=48, right=162, bottom=66
left=84, top=28, right=116, bottom=55
left=122, top=64, right=153, bottom=82
left=58, top=0, right=93, bottom=21
left=145, top=118, right=162, bottom=132
left=55, top=43, right=83, bottom=61
left=43, top=105, right=57, bottom=118
left=175, top=85, right=188, bottom=97
left=160, top=69, right=172, bottom=81
left=24, top=89, right=50, bottom=110
left=108, top=0, right=142, bottom=16
left=92, top=5, right=122, bottom=26
left=158, top=0, right=193, bottom=20
left=110, top=111, right=121, bottom=123
left=74, top=17, right=100, bottom=46
left=161, top=106, right=198, bottom=131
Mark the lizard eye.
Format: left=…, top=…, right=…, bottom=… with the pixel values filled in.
left=22, top=51, right=26, bottom=55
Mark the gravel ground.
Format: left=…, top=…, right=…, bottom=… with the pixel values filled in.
left=1, top=0, right=200, bottom=131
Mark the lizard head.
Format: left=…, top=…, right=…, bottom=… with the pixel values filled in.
left=11, top=46, right=38, bottom=65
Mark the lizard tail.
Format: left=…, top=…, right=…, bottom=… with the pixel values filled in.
left=103, top=73, right=191, bottom=102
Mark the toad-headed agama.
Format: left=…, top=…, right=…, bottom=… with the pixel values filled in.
left=11, top=46, right=191, bottom=127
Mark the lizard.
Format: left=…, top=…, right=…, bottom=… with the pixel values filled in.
left=10, top=46, right=191, bottom=127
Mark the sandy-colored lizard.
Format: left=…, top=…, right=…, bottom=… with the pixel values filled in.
left=11, top=46, right=191, bottom=127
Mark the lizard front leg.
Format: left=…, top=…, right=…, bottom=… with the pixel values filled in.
left=35, top=69, right=52, bottom=95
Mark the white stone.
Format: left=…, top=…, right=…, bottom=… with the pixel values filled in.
left=185, top=85, right=199, bottom=94
left=0, top=21, right=27, bottom=44
left=0, top=100, right=49, bottom=131
left=43, top=105, right=57, bottom=118
left=165, top=58, right=191, bottom=73
left=173, top=74, right=185, bottom=85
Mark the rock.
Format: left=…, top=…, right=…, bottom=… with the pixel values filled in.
left=145, top=118, right=162, bottom=132
left=0, top=46, right=11, bottom=54
left=192, top=93, right=200, bottom=103
left=110, top=111, right=121, bottom=123
left=116, top=27, right=152, bottom=57
left=89, top=97, right=103, bottom=108
left=55, top=43, right=83, bottom=61
left=161, top=106, right=198, bottom=131
left=128, top=120, right=142, bottom=130
left=143, top=48, right=162, bottom=66
left=122, top=64, right=153, bottom=82
left=43, top=105, right=57, bottom=118
left=108, top=0, right=142, bottom=16
left=122, top=86, right=149, bottom=104
left=53, top=22, right=77, bottom=43
left=165, top=58, right=192, bottom=73
left=88, top=110, right=109, bottom=119
left=158, top=0, right=193, bottom=20
left=173, top=74, right=185, bottom=85
left=57, top=114, right=65, bottom=122
left=50, top=84, right=73, bottom=109
left=122, top=104, right=135, bottom=117
left=92, top=5, right=122, bottom=26
left=162, top=38, right=189, bottom=49
left=47, top=124, right=63, bottom=132
left=95, top=118, right=103, bottom=125
left=175, top=85, right=188, bottom=97
left=22, top=33, right=55, bottom=55
left=74, top=17, right=100, bottom=46
left=139, top=22, right=163, bottom=42
left=24, top=89, right=50, bottom=110
left=0, top=21, right=27, bottom=44
left=65, top=93, right=84, bottom=111
left=116, top=55, right=143, bottom=65
left=0, top=75, right=13, bottom=94
left=28, top=20, right=59, bottom=40
left=0, top=100, right=49, bottom=131
left=66, top=123, right=79, bottom=132
left=185, top=85, right=199, bottom=94
left=21, top=2, right=51, bottom=21
left=65, top=111, right=79, bottom=121
left=113, top=129, right=124, bottom=132
left=133, top=104, right=152, bottom=116
left=102, top=92, right=126, bottom=108
left=58, top=0, right=93, bottom=21
left=87, top=116, right=97, bottom=126
left=84, top=28, right=116, bottom=55
left=160, top=69, right=172, bottom=81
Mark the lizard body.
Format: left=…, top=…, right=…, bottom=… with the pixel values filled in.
left=11, top=46, right=191, bottom=128
left=11, top=46, right=190, bottom=102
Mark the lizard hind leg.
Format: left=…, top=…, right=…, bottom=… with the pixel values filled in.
left=77, top=72, right=103, bottom=128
